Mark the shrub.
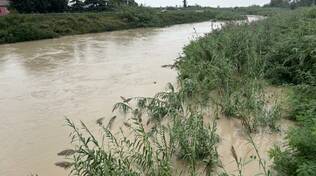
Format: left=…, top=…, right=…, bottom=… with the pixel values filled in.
left=265, top=35, right=316, bottom=85
left=270, top=86, right=316, bottom=176
left=117, top=7, right=161, bottom=27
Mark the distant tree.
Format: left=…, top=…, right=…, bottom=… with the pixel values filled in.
left=84, top=0, right=109, bottom=10
left=49, top=0, right=69, bottom=12
left=70, top=0, right=85, bottom=11
left=83, top=0, right=137, bottom=10
left=183, top=0, right=188, bottom=8
left=111, top=0, right=137, bottom=7
left=289, top=0, right=315, bottom=8
left=11, top=0, right=69, bottom=13
left=11, top=0, right=35, bottom=13
left=270, top=0, right=289, bottom=7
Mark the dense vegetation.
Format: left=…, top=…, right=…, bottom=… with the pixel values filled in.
left=177, top=7, right=316, bottom=175
left=56, top=7, right=316, bottom=176
left=270, top=86, right=316, bottom=175
left=269, top=0, right=315, bottom=8
left=0, top=7, right=246, bottom=44
left=10, top=0, right=138, bottom=13
left=11, top=0, right=69, bottom=13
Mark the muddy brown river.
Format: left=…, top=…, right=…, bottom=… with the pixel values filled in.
left=0, top=16, right=288, bottom=176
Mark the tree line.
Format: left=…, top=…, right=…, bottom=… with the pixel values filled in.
left=269, top=0, right=315, bottom=8
left=10, top=0, right=138, bottom=13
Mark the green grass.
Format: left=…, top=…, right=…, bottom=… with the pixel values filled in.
left=0, top=7, right=246, bottom=44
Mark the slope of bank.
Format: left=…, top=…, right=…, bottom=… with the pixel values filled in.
left=0, top=8, right=246, bottom=44
left=177, top=6, right=316, bottom=175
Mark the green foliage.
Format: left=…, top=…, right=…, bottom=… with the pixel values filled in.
left=177, top=20, right=281, bottom=131
left=0, top=13, right=128, bottom=43
left=270, top=86, right=316, bottom=176
left=265, top=33, right=316, bottom=85
left=290, top=0, right=316, bottom=8
left=234, top=6, right=289, bottom=16
left=175, top=9, right=316, bottom=175
left=65, top=118, right=167, bottom=176
left=0, top=8, right=245, bottom=44
left=269, top=0, right=289, bottom=8
left=118, top=7, right=161, bottom=27
left=11, top=0, right=69, bottom=13
left=172, top=114, right=219, bottom=172
left=176, top=8, right=316, bottom=132
left=69, top=0, right=85, bottom=11
left=10, top=0, right=138, bottom=13
left=268, top=0, right=316, bottom=8
left=63, top=84, right=220, bottom=175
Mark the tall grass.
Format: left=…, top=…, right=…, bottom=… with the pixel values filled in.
left=177, top=7, right=316, bottom=132
left=61, top=84, right=219, bottom=176
left=176, top=6, right=316, bottom=176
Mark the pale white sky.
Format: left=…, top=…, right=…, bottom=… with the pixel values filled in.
left=136, top=0, right=271, bottom=7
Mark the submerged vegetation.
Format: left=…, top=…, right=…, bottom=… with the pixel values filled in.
left=64, top=84, right=220, bottom=175
left=57, top=7, right=316, bottom=176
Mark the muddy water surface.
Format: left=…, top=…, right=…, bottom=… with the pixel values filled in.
left=0, top=16, right=285, bottom=176
left=0, top=21, right=225, bottom=176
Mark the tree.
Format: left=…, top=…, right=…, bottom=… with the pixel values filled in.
left=10, top=0, right=36, bottom=13
left=11, top=0, right=69, bottom=13
left=289, top=0, right=315, bottom=8
left=183, top=0, right=187, bottom=8
left=270, top=0, right=289, bottom=7
left=84, top=0, right=109, bottom=10
left=110, top=0, right=138, bottom=7
left=70, top=0, right=84, bottom=11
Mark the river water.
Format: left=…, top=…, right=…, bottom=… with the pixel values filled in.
left=0, top=16, right=285, bottom=176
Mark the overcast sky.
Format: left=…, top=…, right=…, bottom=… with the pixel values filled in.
left=135, top=0, right=271, bottom=7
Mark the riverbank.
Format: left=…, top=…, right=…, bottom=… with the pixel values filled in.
left=0, top=7, right=247, bottom=44
left=177, top=6, right=316, bottom=175
left=61, top=7, right=316, bottom=176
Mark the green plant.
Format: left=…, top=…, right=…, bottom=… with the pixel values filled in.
left=270, top=86, right=316, bottom=176
left=62, top=84, right=220, bottom=176
left=172, top=114, right=219, bottom=174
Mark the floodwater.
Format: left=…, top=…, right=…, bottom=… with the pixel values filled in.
left=0, top=16, right=280, bottom=176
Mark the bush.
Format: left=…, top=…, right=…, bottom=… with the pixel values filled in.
left=270, top=86, right=316, bottom=176
left=118, top=7, right=161, bottom=27
left=265, top=35, right=316, bottom=85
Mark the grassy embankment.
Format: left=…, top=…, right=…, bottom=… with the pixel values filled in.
left=0, top=7, right=247, bottom=44
left=177, top=6, right=316, bottom=175
left=56, top=7, right=315, bottom=176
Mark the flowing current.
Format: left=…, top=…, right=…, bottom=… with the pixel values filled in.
left=0, top=16, right=287, bottom=176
